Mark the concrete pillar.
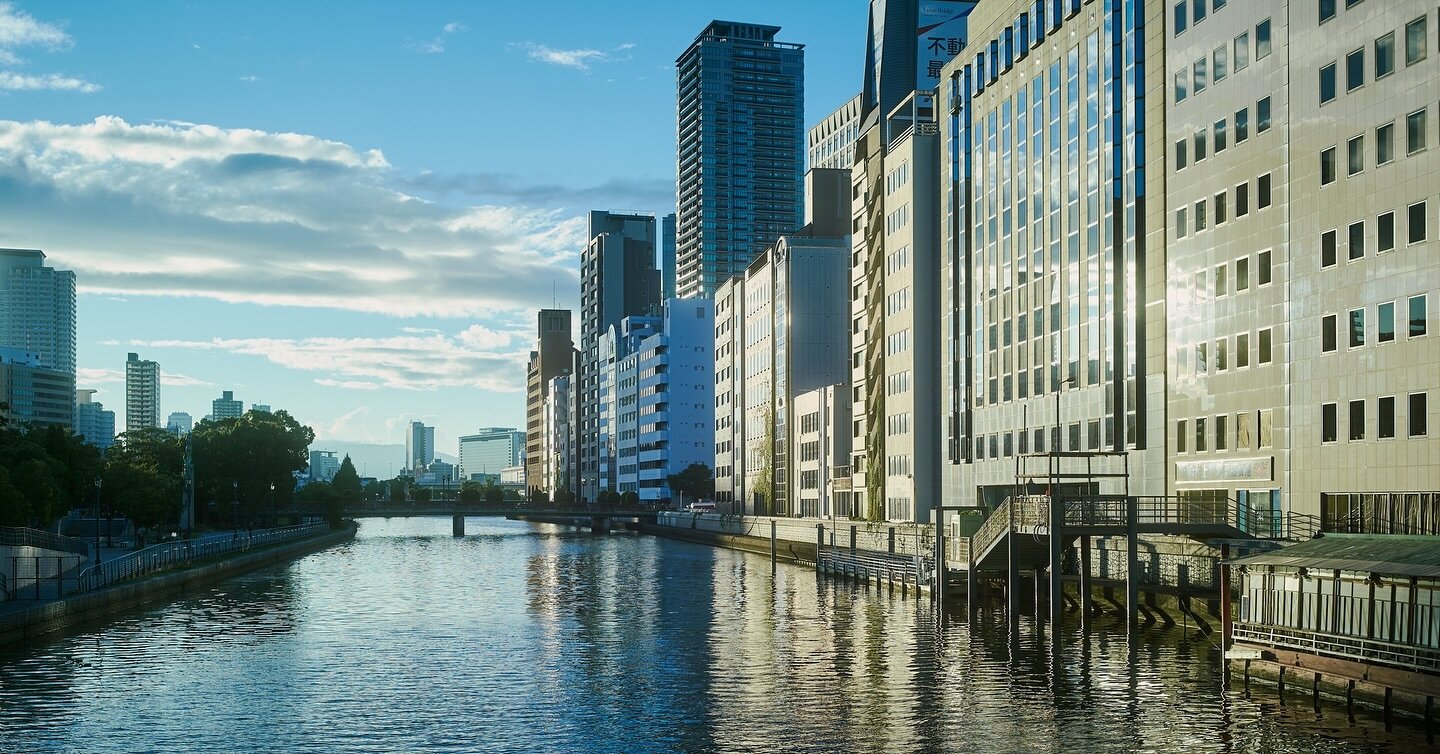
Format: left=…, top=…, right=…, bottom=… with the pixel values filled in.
left=1126, top=496, right=1139, bottom=631
left=1007, top=502, right=1020, bottom=619
left=966, top=535, right=977, bottom=611
left=1219, top=543, right=1232, bottom=652
left=452, top=514, right=465, bottom=537
left=770, top=520, right=777, bottom=563
left=1079, top=535, right=1093, bottom=622
left=815, top=524, right=825, bottom=573
left=1048, top=494, right=1063, bottom=628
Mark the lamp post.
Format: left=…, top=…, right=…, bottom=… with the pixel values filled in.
left=231, top=480, right=239, bottom=536
left=93, top=477, right=102, bottom=565
left=269, top=482, right=276, bottom=529
left=1055, top=376, right=1076, bottom=454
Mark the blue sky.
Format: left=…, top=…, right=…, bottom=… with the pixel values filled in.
left=0, top=1, right=865, bottom=459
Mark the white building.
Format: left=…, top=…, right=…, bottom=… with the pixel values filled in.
left=792, top=384, right=852, bottom=519
left=406, top=421, right=435, bottom=474
left=75, top=389, right=115, bottom=451
left=166, top=411, right=193, bottom=436
left=542, top=372, right=576, bottom=498
left=308, top=450, right=340, bottom=482
left=458, top=427, right=524, bottom=482
left=124, top=352, right=160, bottom=433
left=212, top=390, right=243, bottom=421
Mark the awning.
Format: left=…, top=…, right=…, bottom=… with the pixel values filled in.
left=1230, top=533, right=1440, bottom=580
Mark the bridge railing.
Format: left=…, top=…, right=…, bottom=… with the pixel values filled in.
left=77, top=523, right=329, bottom=592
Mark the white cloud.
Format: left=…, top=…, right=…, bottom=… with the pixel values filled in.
left=0, top=3, right=99, bottom=94
left=239, top=75, right=260, bottom=83
left=0, top=116, right=585, bottom=318
left=75, top=366, right=211, bottom=387
left=127, top=331, right=530, bottom=393
left=0, top=70, right=98, bottom=92
left=515, top=42, right=634, bottom=72
left=414, top=21, right=467, bottom=54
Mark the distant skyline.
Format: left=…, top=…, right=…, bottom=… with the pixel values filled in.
left=0, top=1, right=866, bottom=455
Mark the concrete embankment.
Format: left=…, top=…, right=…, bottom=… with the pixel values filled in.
left=643, top=520, right=817, bottom=565
left=0, top=523, right=357, bottom=648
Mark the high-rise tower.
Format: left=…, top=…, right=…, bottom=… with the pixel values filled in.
left=125, top=352, right=160, bottom=433
left=675, top=20, right=805, bottom=300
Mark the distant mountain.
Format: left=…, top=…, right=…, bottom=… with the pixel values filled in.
left=308, top=442, right=458, bottom=479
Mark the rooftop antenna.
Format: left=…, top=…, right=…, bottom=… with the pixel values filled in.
left=552, top=282, right=557, bottom=309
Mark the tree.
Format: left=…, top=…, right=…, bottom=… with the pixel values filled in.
left=459, top=481, right=483, bottom=505
left=667, top=463, right=714, bottom=504
left=191, top=410, right=313, bottom=526
left=104, top=428, right=183, bottom=529
left=528, top=487, right=550, bottom=507
left=553, top=488, right=575, bottom=507
left=331, top=455, right=362, bottom=501
left=621, top=490, right=639, bottom=508
left=752, top=406, right=776, bottom=514
left=412, top=486, right=432, bottom=504
left=0, top=466, right=28, bottom=525
left=484, top=485, right=503, bottom=505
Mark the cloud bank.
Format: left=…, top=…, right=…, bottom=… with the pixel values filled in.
left=0, top=2, right=100, bottom=92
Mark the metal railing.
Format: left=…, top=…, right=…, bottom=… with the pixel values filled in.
left=1234, top=621, right=1440, bottom=674
left=77, top=523, right=329, bottom=592
left=818, top=547, right=928, bottom=588
left=0, top=526, right=93, bottom=557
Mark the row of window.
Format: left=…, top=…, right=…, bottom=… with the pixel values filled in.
left=1321, top=109, right=1429, bottom=185
left=1173, top=0, right=1239, bottom=37
left=1194, top=249, right=1273, bottom=300
left=1320, top=296, right=1429, bottom=352
left=973, top=418, right=1114, bottom=461
left=1176, top=410, right=1275, bottom=454
left=1321, top=394, right=1430, bottom=443
left=885, top=329, right=911, bottom=355
left=886, top=412, right=911, bottom=437
left=885, top=286, right=911, bottom=315
left=886, top=370, right=912, bottom=396
left=1177, top=97, right=1273, bottom=171
left=1175, top=22, right=1266, bottom=103
left=1175, top=172, right=1273, bottom=238
left=1318, top=16, right=1428, bottom=105
left=1179, top=327, right=1274, bottom=376
left=1321, top=203, right=1430, bottom=267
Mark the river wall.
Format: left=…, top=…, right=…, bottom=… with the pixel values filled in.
left=0, top=523, right=356, bottom=648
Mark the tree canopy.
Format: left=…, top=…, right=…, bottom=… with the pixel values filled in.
left=667, top=463, right=715, bottom=503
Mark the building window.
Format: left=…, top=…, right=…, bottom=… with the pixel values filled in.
left=1322, top=403, right=1337, bottom=443
left=1177, top=206, right=1189, bottom=237
left=1235, top=32, right=1250, bottom=71
left=1236, top=411, right=1253, bottom=449
left=1196, top=417, right=1208, bottom=451
left=1349, top=308, right=1366, bottom=347
left=1319, top=0, right=1336, bottom=23
left=1410, top=393, right=1428, bottom=437
left=1196, top=199, right=1208, bottom=230
left=1215, top=414, right=1229, bottom=450
left=1411, top=295, right=1429, bottom=337
left=1174, top=72, right=1188, bottom=102
left=1236, top=182, right=1250, bottom=216
left=1236, top=256, right=1249, bottom=290
left=1378, top=301, right=1397, bottom=343
left=1377, top=122, right=1395, bottom=164
left=1176, top=139, right=1188, bottom=169
left=1215, top=263, right=1228, bottom=296
left=1214, top=45, right=1228, bottom=83
left=1174, top=1, right=1188, bottom=34
left=1215, top=337, right=1228, bottom=370
left=1408, top=108, right=1428, bottom=155
left=1410, top=201, right=1429, bottom=244
left=1258, top=173, right=1272, bottom=207
left=1235, top=108, right=1249, bottom=143
left=1214, top=119, right=1227, bottom=152
left=1196, top=341, right=1208, bottom=373
left=1194, top=0, right=1207, bottom=24
left=1322, top=229, right=1338, bottom=267
left=1258, top=327, right=1273, bottom=363
left=1215, top=192, right=1227, bottom=224
left=1195, top=129, right=1208, bottom=160
left=1259, top=409, right=1274, bottom=448
left=1348, top=221, right=1365, bottom=260
left=1350, top=400, right=1366, bottom=441
left=1322, top=314, right=1337, bottom=352
left=1193, top=58, right=1208, bottom=93
left=1258, top=249, right=1272, bottom=285
left=1236, top=331, right=1250, bottom=368
left=1376, top=32, right=1396, bottom=78
left=1257, top=96, right=1272, bottom=133
left=1319, top=62, right=1337, bottom=104
left=1347, top=135, right=1364, bottom=175
left=1320, top=147, right=1337, bottom=185
left=1406, top=16, right=1428, bottom=66
left=1379, top=211, right=1396, bottom=252
left=1256, top=19, right=1272, bottom=59
left=1379, top=396, right=1396, bottom=439
left=1177, top=420, right=1187, bottom=453
left=1345, top=48, right=1364, bottom=92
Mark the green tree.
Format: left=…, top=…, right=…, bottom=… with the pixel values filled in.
left=192, top=410, right=313, bottom=526
left=553, top=488, right=575, bottom=507
left=620, top=490, right=639, bottom=508
left=528, top=487, right=550, bottom=507
left=331, top=455, right=362, bottom=501
left=412, top=486, right=432, bottom=505
left=103, top=428, right=183, bottom=529
left=666, top=463, right=714, bottom=504
left=752, top=407, right=775, bottom=514
left=388, top=478, right=407, bottom=502
left=459, top=481, right=483, bottom=504
left=484, top=485, right=503, bottom=505
left=0, top=466, right=29, bottom=525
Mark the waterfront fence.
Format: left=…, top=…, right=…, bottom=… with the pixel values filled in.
left=77, top=523, right=329, bottom=592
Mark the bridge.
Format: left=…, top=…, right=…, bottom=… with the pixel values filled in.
left=331, top=505, right=661, bottom=534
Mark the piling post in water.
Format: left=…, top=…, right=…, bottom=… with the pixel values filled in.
left=1079, top=535, right=1093, bottom=622
left=452, top=514, right=465, bottom=537
left=1219, top=543, right=1233, bottom=653
left=815, top=524, right=824, bottom=574
left=1048, top=494, right=1063, bottom=630
left=1125, top=496, right=1139, bottom=631
left=770, top=520, right=777, bottom=564
left=966, top=536, right=977, bottom=611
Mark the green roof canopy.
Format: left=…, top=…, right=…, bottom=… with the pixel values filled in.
left=1230, top=533, right=1440, bottom=580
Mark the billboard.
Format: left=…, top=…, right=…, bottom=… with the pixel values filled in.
left=917, top=1, right=978, bottom=91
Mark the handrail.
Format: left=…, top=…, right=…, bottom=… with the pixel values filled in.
left=76, top=523, right=328, bottom=592
left=0, top=526, right=93, bottom=557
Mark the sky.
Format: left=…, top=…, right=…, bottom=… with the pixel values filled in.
left=0, top=0, right=866, bottom=460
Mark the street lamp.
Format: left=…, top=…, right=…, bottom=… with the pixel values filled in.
left=231, top=480, right=239, bottom=537
left=269, top=482, right=276, bottom=529
left=1055, top=376, right=1076, bottom=454
left=93, top=477, right=102, bottom=565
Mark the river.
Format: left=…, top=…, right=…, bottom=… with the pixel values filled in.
left=0, top=517, right=1431, bottom=753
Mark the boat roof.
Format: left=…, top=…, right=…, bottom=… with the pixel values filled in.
left=1231, top=533, right=1440, bottom=580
